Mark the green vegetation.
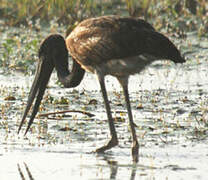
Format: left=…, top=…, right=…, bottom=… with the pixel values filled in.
left=0, top=0, right=207, bottom=31
left=0, top=0, right=207, bottom=72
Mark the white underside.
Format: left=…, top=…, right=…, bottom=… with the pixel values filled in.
left=82, top=54, right=157, bottom=78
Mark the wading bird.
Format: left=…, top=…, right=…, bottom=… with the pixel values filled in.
left=18, top=15, right=185, bottom=162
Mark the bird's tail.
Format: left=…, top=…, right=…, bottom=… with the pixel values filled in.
left=143, top=30, right=186, bottom=64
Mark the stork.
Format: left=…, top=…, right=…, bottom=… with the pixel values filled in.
left=18, top=15, right=185, bottom=162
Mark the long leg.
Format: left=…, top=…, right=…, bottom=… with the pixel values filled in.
left=95, top=73, right=118, bottom=153
left=118, top=77, right=139, bottom=162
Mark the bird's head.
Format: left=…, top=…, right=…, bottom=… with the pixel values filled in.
left=18, top=34, right=84, bottom=135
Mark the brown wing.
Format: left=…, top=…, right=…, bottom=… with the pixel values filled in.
left=66, top=16, right=182, bottom=66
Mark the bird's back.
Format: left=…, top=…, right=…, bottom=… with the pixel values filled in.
left=66, top=16, right=153, bottom=61
left=66, top=15, right=184, bottom=74
left=75, top=15, right=155, bottom=31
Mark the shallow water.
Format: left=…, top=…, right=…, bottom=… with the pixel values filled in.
left=0, top=32, right=208, bottom=180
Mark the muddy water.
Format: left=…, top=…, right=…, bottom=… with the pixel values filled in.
left=0, top=32, right=208, bottom=179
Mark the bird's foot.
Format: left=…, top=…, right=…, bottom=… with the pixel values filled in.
left=131, top=140, right=139, bottom=163
left=95, top=137, right=118, bottom=153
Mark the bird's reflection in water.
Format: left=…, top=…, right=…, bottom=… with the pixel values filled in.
left=106, top=159, right=118, bottom=179
left=17, top=155, right=137, bottom=180
left=102, top=155, right=137, bottom=180
left=17, top=162, right=35, bottom=180
left=130, top=165, right=137, bottom=180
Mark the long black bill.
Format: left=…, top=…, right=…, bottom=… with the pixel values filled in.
left=18, top=57, right=54, bottom=135
left=18, top=34, right=85, bottom=135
